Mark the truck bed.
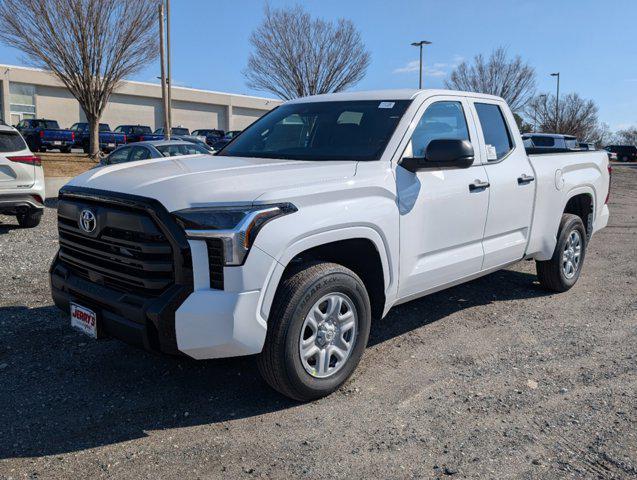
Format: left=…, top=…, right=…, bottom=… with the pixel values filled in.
left=525, top=150, right=610, bottom=260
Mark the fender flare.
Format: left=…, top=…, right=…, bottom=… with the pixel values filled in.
left=257, top=225, right=394, bottom=321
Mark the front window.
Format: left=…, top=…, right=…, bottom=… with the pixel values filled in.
left=218, top=100, right=411, bottom=161
left=408, top=101, right=470, bottom=158
left=99, top=124, right=111, bottom=132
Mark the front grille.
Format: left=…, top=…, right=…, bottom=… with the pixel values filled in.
left=57, top=198, right=176, bottom=298
left=205, top=239, right=224, bottom=290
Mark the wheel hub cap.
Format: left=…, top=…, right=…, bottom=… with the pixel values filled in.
left=562, top=230, right=582, bottom=279
left=299, top=293, right=358, bottom=379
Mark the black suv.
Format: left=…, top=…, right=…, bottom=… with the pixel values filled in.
left=605, top=145, right=637, bottom=162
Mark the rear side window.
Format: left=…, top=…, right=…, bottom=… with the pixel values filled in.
left=0, top=131, right=27, bottom=152
left=475, top=103, right=513, bottom=161
left=157, top=143, right=209, bottom=157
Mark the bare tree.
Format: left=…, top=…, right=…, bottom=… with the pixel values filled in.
left=614, top=126, right=637, bottom=146
left=445, top=47, right=536, bottom=113
left=526, top=93, right=600, bottom=140
left=244, top=5, right=370, bottom=100
left=0, top=0, right=158, bottom=157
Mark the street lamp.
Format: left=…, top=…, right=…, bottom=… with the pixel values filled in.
left=550, top=72, right=560, bottom=132
left=411, top=40, right=432, bottom=89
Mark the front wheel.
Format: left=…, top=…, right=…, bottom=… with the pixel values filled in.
left=257, top=262, right=371, bottom=401
left=536, top=214, right=587, bottom=292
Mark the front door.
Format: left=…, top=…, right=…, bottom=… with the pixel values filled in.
left=396, top=97, right=489, bottom=300
left=468, top=100, right=535, bottom=269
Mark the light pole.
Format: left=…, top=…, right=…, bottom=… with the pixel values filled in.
left=550, top=72, right=560, bottom=132
left=411, top=40, right=432, bottom=89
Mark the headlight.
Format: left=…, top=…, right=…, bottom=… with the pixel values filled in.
left=172, top=203, right=297, bottom=265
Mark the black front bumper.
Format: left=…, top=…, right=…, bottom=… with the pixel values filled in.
left=51, top=259, right=191, bottom=353
left=50, top=186, right=194, bottom=354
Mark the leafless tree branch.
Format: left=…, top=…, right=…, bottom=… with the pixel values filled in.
left=445, top=47, right=536, bottom=113
left=526, top=92, right=601, bottom=141
left=244, top=5, right=370, bottom=100
left=0, top=0, right=159, bottom=156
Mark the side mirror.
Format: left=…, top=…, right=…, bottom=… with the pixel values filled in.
left=401, top=139, right=474, bottom=172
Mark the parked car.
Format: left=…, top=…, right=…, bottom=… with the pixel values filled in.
left=192, top=128, right=225, bottom=146
left=113, top=125, right=153, bottom=143
left=0, top=123, right=45, bottom=227
left=605, top=145, right=637, bottom=162
left=69, top=122, right=127, bottom=153
left=579, top=142, right=596, bottom=151
left=171, top=135, right=215, bottom=153
left=211, top=130, right=242, bottom=150
left=100, top=139, right=211, bottom=166
left=52, top=89, right=610, bottom=401
left=522, top=133, right=580, bottom=152
left=16, top=119, right=75, bottom=153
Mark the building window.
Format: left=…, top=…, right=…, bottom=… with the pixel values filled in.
left=9, top=82, right=36, bottom=125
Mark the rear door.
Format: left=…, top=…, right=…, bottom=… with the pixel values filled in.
left=0, top=128, right=35, bottom=190
left=468, top=100, right=535, bottom=269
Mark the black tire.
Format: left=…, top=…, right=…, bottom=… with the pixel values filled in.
left=257, top=262, right=371, bottom=401
left=82, top=146, right=89, bottom=154
left=536, top=214, right=586, bottom=292
left=16, top=210, right=43, bottom=228
left=60, top=146, right=71, bottom=154
left=621, top=155, right=629, bottom=162
left=39, top=147, right=47, bottom=153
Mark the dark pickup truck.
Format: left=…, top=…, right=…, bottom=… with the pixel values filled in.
left=70, top=122, right=127, bottom=153
left=113, top=125, right=153, bottom=143
left=16, top=119, right=75, bottom=153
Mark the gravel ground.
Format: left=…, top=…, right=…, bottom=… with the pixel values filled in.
left=1, top=165, right=636, bottom=479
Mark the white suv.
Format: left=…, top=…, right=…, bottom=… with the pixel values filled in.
left=0, top=122, right=46, bottom=228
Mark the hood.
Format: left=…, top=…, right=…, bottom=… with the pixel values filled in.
left=66, top=154, right=357, bottom=212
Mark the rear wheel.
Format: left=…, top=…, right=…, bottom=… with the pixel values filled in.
left=621, top=155, right=629, bottom=162
left=60, top=146, right=71, bottom=154
left=536, top=214, right=586, bottom=292
left=16, top=210, right=43, bottom=228
left=257, top=262, right=371, bottom=401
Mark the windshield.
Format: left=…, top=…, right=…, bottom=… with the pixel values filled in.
left=172, top=127, right=190, bottom=135
left=99, top=124, right=110, bottom=132
left=218, top=100, right=411, bottom=161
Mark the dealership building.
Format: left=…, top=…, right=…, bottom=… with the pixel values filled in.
left=0, top=64, right=280, bottom=132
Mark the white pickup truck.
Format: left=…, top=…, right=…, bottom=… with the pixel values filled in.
left=51, top=89, right=610, bottom=401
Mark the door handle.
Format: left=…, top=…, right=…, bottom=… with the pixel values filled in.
left=517, top=174, right=535, bottom=185
left=469, top=180, right=490, bottom=192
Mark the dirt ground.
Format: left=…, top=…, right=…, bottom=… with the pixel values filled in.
left=0, top=165, right=635, bottom=479
left=39, top=152, right=96, bottom=178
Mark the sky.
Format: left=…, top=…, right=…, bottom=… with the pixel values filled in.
left=1, top=0, right=635, bottom=130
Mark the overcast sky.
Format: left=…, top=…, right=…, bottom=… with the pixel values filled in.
left=1, top=0, right=635, bottom=130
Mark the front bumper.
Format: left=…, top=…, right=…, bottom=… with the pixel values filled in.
left=51, top=256, right=191, bottom=353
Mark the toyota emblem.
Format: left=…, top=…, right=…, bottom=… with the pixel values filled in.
left=79, top=209, right=97, bottom=233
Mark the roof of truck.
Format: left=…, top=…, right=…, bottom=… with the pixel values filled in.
left=285, top=89, right=504, bottom=103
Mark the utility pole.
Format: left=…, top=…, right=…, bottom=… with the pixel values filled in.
left=411, top=40, right=432, bottom=89
left=158, top=3, right=169, bottom=139
left=551, top=72, right=560, bottom=132
left=166, top=0, right=172, bottom=140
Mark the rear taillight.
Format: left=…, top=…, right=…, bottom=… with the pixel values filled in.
left=139, top=136, right=144, bottom=141
left=71, top=132, right=75, bottom=141
left=123, top=135, right=127, bottom=143
left=7, top=155, right=42, bottom=166
left=39, top=130, right=44, bottom=138
left=605, top=164, right=612, bottom=204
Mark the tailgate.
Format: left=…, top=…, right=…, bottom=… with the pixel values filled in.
left=43, top=129, right=74, bottom=141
